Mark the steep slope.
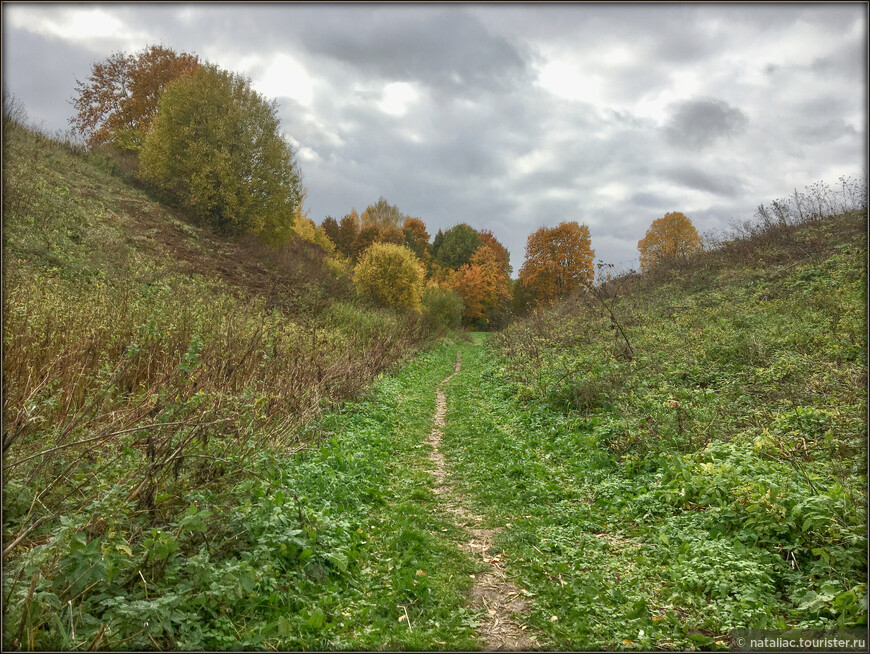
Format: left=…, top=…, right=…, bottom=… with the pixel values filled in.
left=2, top=120, right=442, bottom=649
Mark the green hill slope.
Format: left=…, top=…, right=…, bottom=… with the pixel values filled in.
left=2, top=119, right=445, bottom=648
left=476, top=207, right=867, bottom=644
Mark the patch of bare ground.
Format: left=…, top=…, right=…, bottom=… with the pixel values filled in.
left=112, top=196, right=351, bottom=314
left=427, top=352, right=538, bottom=651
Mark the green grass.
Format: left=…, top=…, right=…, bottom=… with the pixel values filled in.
left=437, top=213, right=866, bottom=649
left=4, top=339, right=487, bottom=650
left=2, top=118, right=457, bottom=650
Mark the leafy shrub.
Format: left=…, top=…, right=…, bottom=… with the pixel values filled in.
left=353, top=243, right=425, bottom=312
left=667, top=536, right=782, bottom=629
left=421, top=284, right=464, bottom=332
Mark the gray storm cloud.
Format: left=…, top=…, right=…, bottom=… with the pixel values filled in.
left=664, top=98, right=749, bottom=150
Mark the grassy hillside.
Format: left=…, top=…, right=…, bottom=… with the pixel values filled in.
left=2, top=119, right=445, bottom=649
left=471, top=208, right=867, bottom=645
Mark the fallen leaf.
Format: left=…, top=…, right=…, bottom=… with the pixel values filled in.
left=550, top=616, right=558, bottom=622
left=398, top=615, right=406, bottom=623
left=623, top=638, right=634, bottom=648
left=488, top=610, right=496, bottom=616
left=652, top=616, right=665, bottom=622
left=416, top=569, right=426, bottom=576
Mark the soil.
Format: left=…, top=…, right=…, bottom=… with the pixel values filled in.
left=427, top=351, right=538, bottom=651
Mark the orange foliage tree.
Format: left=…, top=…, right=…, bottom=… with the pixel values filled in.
left=479, top=229, right=512, bottom=276
left=70, top=45, right=199, bottom=151
left=448, top=264, right=487, bottom=321
left=447, top=243, right=511, bottom=326
left=637, top=211, right=702, bottom=272
left=518, top=221, right=594, bottom=304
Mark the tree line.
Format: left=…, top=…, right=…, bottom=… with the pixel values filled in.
left=69, top=44, right=705, bottom=328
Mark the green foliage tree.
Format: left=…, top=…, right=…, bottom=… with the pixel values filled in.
left=432, top=228, right=445, bottom=256
left=510, top=277, right=538, bottom=317
left=422, top=284, right=464, bottom=331
left=138, top=64, right=304, bottom=241
left=353, top=243, right=425, bottom=312
left=436, top=223, right=483, bottom=270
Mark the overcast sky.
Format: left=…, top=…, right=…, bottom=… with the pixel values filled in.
left=3, top=2, right=867, bottom=273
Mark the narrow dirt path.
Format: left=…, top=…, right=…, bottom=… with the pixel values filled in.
left=427, top=350, right=537, bottom=651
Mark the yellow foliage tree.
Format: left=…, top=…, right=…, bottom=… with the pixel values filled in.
left=138, top=64, right=303, bottom=241
left=353, top=243, right=425, bottom=312
left=518, top=221, right=594, bottom=304
left=293, top=215, right=335, bottom=253
left=360, top=197, right=403, bottom=230
left=637, top=211, right=702, bottom=272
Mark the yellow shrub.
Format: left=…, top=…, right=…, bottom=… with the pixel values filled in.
left=353, top=243, right=424, bottom=312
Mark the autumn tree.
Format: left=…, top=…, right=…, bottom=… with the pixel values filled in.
left=447, top=264, right=487, bottom=322
left=138, top=63, right=304, bottom=241
left=637, top=211, right=702, bottom=272
left=295, top=216, right=335, bottom=253
left=435, top=223, right=482, bottom=270
left=334, top=210, right=360, bottom=258
left=353, top=243, right=425, bottom=312
left=70, top=45, right=199, bottom=151
left=321, top=216, right=340, bottom=248
left=402, top=217, right=431, bottom=260
left=361, top=197, right=404, bottom=230
left=518, top=221, right=595, bottom=304
left=478, top=229, right=512, bottom=276
left=446, top=243, right=511, bottom=327
left=351, top=225, right=404, bottom=260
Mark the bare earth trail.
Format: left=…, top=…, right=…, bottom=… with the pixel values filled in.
left=427, top=350, right=538, bottom=651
